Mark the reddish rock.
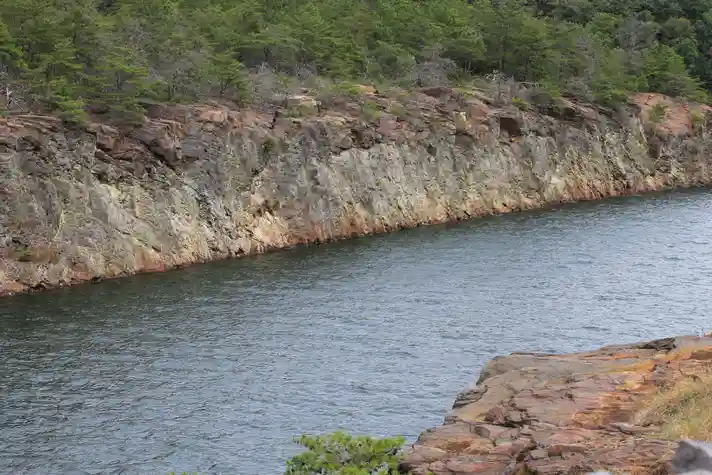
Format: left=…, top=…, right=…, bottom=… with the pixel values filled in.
left=402, top=336, right=712, bottom=475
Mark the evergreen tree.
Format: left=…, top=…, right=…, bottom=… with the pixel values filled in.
left=0, top=0, right=710, bottom=121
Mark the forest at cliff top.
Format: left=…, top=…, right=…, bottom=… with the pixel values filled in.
left=2, top=0, right=712, bottom=121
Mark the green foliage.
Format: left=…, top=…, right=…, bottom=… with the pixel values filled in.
left=331, top=82, right=363, bottom=98
left=208, top=53, right=248, bottom=99
left=511, top=97, right=532, bottom=110
left=388, top=103, right=409, bottom=120
left=2, top=0, right=712, bottom=122
left=284, top=431, right=406, bottom=475
left=261, top=137, right=277, bottom=156
left=529, top=83, right=561, bottom=109
left=691, top=109, right=706, bottom=131
left=648, top=103, right=668, bottom=123
left=361, top=101, right=382, bottom=122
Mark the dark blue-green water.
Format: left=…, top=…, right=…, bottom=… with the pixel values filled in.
left=2, top=190, right=712, bottom=474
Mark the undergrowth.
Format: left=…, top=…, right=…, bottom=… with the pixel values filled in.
left=642, top=369, right=712, bottom=440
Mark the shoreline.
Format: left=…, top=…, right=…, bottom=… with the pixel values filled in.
left=2, top=182, right=710, bottom=298
left=401, top=335, right=712, bottom=475
left=3, top=90, right=712, bottom=296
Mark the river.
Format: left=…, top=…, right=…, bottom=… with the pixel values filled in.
left=2, top=189, right=712, bottom=474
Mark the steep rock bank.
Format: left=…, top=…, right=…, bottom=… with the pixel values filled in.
left=1, top=89, right=711, bottom=295
left=401, top=335, right=712, bottom=475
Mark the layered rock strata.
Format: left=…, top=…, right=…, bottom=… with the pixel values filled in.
left=1, top=89, right=710, bottom=294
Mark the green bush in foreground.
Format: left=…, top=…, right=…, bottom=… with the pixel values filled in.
left=285, top=431, right=406, bottom=475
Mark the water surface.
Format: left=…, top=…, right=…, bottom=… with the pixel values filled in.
left=2, top=189, right=712, bottom=474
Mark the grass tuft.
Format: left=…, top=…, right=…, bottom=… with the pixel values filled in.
left=642, top=370, right=712, bottom=440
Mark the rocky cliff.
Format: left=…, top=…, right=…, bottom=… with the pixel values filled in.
left=1, top=88, right=711, bottom=295
left=401, top=335, right=712, bottom=475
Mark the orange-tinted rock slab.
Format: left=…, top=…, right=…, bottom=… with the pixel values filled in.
left=402, top=336, right=712, bottom=475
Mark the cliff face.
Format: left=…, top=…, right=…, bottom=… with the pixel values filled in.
left=401, top=335, right=712, bottom=475
left=1, top=89, right=711, bottom=295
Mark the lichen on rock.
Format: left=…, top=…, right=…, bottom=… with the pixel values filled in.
left=2, top=88, right=712, bottom=295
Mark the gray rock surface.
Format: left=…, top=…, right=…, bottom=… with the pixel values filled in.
left=673, top=440, right=712, bottom=474
left=2, top=91, right=712, bottom=295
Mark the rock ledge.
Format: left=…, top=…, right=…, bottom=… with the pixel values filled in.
left=402, top=336, right=712, bottom=475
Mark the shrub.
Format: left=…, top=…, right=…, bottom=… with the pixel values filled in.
left=284, top=431, right=406, bottom=475
left=261, top=136, right=278, bottom=157
left=648, top=103, right=668, bottom=124
left=529, top=83, right=561, bottom=108
left=361, top=101, right=382, bottom=122
left=331, top=82, right=363, bottom=98
left=691, top=109, right=706, bottom=132
left=511, top=97, right=532, bottom=111
left=388, top=103, right=409, bottom=121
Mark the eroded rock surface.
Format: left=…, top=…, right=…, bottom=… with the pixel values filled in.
left=2, top=89, right=712, bottom=294
left=402, top=336, right=712, bottom=475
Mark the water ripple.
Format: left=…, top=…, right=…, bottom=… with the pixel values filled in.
left=2, top=189, right=712, bottom=474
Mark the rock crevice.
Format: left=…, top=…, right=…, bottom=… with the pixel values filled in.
left=1, top=91, right=712, bottom=294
